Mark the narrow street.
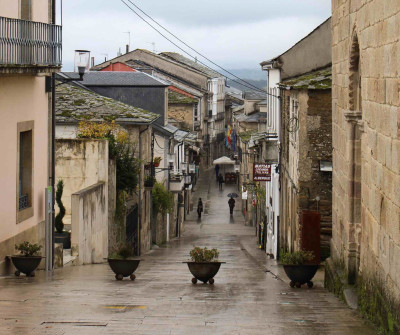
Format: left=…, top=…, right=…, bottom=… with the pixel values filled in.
left=0, top=170, right=376, bottom=335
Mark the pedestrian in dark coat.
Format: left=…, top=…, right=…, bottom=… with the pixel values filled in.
left=215, top=164, right=220, bottom=180
left=218, top=173, right=224, bottom=190
left=228, top=197, right=235, bottom=215
left=197, top=198, right=203, bottom=218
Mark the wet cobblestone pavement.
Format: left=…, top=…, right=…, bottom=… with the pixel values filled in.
left=0, top=170, right=377, bottom=334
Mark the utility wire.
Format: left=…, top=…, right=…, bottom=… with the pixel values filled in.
left=124, top=0, right=275, bottom=96
left=119, top=0, right=279, bottom=98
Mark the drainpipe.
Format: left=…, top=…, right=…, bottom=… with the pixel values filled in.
left=50, top=0, right=57, bottom=270
left=137, top=118, right=158, bottom=255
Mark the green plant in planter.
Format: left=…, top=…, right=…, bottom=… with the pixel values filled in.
left=190, top=247, right=219, bottom=262
left=110, top=245, right=134, bottom=260
left=280, top=249, right=315, bottom=265
left=144, top=176, right=156, bottom=187
left=15, top=241, right=42, bottom=257
left=153, top=156, right=162, bottom=166
left=55, top=179, right=65, bottom=234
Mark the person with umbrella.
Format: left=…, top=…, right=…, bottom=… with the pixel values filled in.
left=228, top=196, right=236, bottom=215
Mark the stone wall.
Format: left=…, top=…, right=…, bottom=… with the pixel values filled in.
left=329, top=1, right=400, bottom=332
left=55, top=139, right=108, bottom=215
left=280, top=89, right=332, bottom=257
left=71, top=182, right=108, bottom=264
left=169, top=104, right=193, bottom=130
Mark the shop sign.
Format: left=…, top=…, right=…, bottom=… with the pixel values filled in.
left=253, top=163, right=271, bottom=181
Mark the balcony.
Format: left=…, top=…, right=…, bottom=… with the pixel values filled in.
left=0, top=16, right=62, bottom=74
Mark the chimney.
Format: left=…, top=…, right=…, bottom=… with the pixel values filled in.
left=91, top=57, right=95, bottom=68
left=126, top=44, right=129, bottom=54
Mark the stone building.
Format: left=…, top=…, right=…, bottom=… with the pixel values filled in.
left=280, top=68, right=332, bottom=259
left=0, top=0, right=61, bottom=275
left=55, top=82, right=159, bottom=256
left=326, top=1, right=400, bottom=332
left=168, top=89, right=198, bottom=131
left=91, top=49, right=226, bottom=167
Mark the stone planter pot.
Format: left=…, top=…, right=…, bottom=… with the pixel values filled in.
left=55, top=232, right=71, bottom=249
left=11, top=256, right=44, bottom=277
left=184, top=261, right=225, bottom=284
left=283, top=264, right=319, bottom=288
left=107, top=259, right=141, bottom=281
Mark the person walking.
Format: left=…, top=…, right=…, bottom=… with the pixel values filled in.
left=228, top=197, right=235, bottom=215
left=218, top=173, right=224, bottom=190
left=197, top=198, right=203, bottom=219
left=215, top=164, right=220, bottom=181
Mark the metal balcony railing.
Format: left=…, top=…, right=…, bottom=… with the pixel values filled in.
left=0, top=16, right=62, bottom=67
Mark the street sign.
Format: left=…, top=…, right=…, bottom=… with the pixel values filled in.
left=253, top=163, right=271, bottom=181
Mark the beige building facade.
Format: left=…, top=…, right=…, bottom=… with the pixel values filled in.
left=0, top=0, right=61, bottom=274
left=326, top=1, right=400, bottom=332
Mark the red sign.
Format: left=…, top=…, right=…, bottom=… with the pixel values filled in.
left=253, top=163, right=271, bottom=181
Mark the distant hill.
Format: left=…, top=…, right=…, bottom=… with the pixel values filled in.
left=226, top=79, right=267, bottom=92
left=225, top=68, right=266, bottom=81
left=225, top=68, right=267, bottom=92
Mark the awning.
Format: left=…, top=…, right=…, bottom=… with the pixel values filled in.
left=213, top=156, right=235, bottom=165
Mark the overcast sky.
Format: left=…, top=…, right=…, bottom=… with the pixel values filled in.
left=59, top=0, right=331, bottom=74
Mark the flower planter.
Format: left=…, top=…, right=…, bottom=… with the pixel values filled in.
left=184, top=261, right=225, bottom=284
left=11, top=256, right=44, bottom=277
left=55, top=232, right=71, bottom=249
left=107, top=259, right=141, bottom=281
left=153, top=162, right=160, bottom=167
left=283, top=264, right=319, bottom=288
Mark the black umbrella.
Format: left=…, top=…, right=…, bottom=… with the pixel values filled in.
left=227, top=193, right=239, bottom=198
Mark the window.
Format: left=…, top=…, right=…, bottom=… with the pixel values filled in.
left=20, top=0, right=32, bottom=20
left=193, top=104, right=198, bottom=122
left=17, top=121, right=34, bottom=223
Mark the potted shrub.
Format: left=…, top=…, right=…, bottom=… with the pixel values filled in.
left=280, top=249, right=318, bottom=288
left=153, top=156, right=162, bottom=167
left=54, top=179, right=71, bottom=249
left=11, top=242, right=43, bottom=277
left=144, top=176, right=156, bottom=188
left=107, top=245, right=141, bottom=281
left=184, top=247, right=225, bottom=284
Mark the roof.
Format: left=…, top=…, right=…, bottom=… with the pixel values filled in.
left=160, top=52, right=223, bottom=79
left=235, top=112, right=267, bottom=123
left=280, top=67, right=332, bottom=90
left=244, top=91, right=269, bottom=100
left=55, top=83, right=158, bottom=124
left=59, top=71, right=169, bottom=87
left=168, top=90, right=197, bottom=104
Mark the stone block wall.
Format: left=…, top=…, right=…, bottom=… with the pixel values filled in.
left=280, top=89, right=332, bottom=257
left=330, top=0, right=400, bottom=332
left=169, top=104, right=193, bottom=130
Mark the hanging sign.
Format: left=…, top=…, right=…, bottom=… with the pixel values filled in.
left=253, top=163, right=271, bottom=181
left=189, top=164, right=196, bottom=173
